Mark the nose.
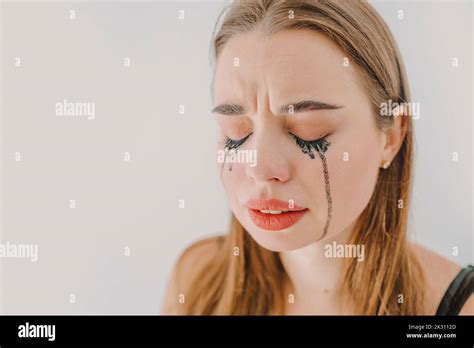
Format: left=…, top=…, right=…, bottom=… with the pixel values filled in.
left=245, top=126, right=291, bottom=184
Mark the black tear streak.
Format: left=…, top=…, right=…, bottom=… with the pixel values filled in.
left=300, top=139, right=333, bottom=240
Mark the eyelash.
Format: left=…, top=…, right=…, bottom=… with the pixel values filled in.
left=224, top=133, right=253, bottom=151
left=224, top=132, right=330, bottom=152
left=289, top=132, right=330, bottom=153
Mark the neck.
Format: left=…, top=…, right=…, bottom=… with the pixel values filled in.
left=278, top=222, right=356, bottom=313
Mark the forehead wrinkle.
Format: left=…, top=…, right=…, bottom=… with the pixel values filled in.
left=216, top=29, right=355, bottom=117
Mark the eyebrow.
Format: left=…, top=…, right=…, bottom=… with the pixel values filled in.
left=278, top=100, right=343, bottom=114
left=211, top=100, right=343, bottom=116
left=211, top=104, right=245, bottom=115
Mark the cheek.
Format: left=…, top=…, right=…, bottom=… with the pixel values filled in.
left=216, top=154, right=247, bottom=210
left=329, top=136, right=381, bottom=232
left=214, top=134, right=249, bottom=220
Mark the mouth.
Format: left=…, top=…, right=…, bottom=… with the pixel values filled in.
left=245, top=198, right=308, bottom=231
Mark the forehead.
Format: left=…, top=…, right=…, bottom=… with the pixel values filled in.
left=213, top=29, right=361, bottom=108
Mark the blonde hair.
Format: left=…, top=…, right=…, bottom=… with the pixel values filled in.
left=181, top=0, right=425, bottom=315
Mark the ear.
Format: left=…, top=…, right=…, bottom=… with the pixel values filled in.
left=380, top=105, right=407, bottom=168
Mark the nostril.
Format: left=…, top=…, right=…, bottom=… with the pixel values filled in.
left=245, top=161, right=290, bottom=184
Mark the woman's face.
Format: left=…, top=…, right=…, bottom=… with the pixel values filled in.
left=212, top=29, right=385, bottom=252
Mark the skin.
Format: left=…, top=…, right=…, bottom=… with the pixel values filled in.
left=212, top=29, right=390, bottom=252
left=211, top=29, right=396, bottom=314
left=161, top=29, right=472, bottom=315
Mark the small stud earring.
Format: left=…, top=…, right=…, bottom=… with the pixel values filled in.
left=382, top=161, right=390, bottom=169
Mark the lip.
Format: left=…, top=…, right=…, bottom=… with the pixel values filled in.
left=245, top=198, right=308, bottom=231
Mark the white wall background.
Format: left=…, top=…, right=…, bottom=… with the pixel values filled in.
left=0, top=0, right=472, bottom=314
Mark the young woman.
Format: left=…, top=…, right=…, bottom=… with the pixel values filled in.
left=161, top=0, right=473, bottom=315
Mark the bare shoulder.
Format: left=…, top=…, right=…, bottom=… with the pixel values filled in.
left=177, top=235, right=223, bottom=277
left=160, top=235, right=223, bottom=314
left=409, top=242, right=463, bottom=314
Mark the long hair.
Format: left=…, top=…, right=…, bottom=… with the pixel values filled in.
left=181, top=0, right=425, bottom=315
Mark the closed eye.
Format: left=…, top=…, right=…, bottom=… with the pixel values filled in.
left=224, top=133, right=252, bottom=150
left=223, top=131, right=331, bottom=154
left=289, top=132, right=331, bottom=154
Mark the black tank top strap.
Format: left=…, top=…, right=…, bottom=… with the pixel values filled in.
left=436, top=264, right=474, bottom=315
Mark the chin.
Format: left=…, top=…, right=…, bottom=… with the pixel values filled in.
left=241, top=222, right=321, bottom=252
